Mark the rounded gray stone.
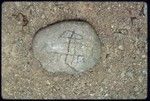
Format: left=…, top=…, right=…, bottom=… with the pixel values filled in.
left=32, top=21, right=101, bottom=74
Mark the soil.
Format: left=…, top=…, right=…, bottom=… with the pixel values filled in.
left=2, top=1, right=147, bottom=99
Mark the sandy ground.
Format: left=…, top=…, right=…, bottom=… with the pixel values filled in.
left=2, top=2, right=147, bottom=99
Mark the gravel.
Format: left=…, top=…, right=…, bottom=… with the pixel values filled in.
left=2, top=2, right=147, bottom=99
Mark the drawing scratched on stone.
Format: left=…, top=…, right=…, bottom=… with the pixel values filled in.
left=59, top=30, right=86, bottom=72
left=32, top=21, right=101, bottom=74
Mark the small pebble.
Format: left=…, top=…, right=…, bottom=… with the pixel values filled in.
left=118, top=45, right=124, bottom=50
left=100, top=87, right=104, bottom=92
left=41, top=14, right=45, bottom=19
left=121, top=71, right=126, bottom=78
left=15, top=2, right=20, bottom=7
left=111, top=25, right=114, bottom=28
left=142, top=55, right=146, bottom=58
left=46, top=80, right=50, bottom=85
left=134, top=86, right=139, bottom=92
left=90, top=93, right=94, bottom=96
left=142, top=70, right=147, bottom=75
left=126, top=72, right=133, bottom=78
left=18, top=21, right=22, bottom=25
left=138, top=76, right=144, bottom=82
left=61, top=94, right=66, bottom=99
left=104, top=93, right=108, bottom=97
left=138, top=62, right=142, bottom=65
left=133, top=63, right=136, bottom=65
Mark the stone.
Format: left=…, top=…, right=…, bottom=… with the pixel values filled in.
left=32, top=21, right=101, bottom=74
left=141, top=55, right=146, bottom=58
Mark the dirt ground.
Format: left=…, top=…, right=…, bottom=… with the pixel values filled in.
left=2, top=2, right=147, bottom=99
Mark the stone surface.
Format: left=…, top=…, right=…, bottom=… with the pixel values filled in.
left=32, top=21, right=101, bottom=74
